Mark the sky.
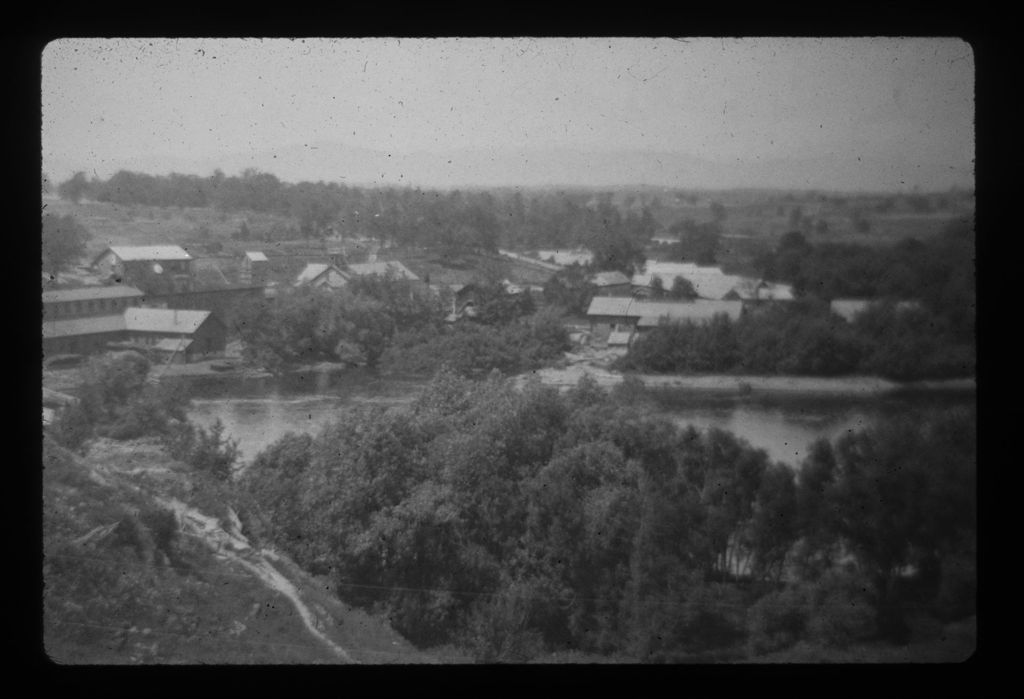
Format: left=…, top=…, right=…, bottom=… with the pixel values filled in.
left=41, top=37, right=975, bottom=191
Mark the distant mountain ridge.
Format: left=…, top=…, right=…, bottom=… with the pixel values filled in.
left=45, top=141, right=973, bottom=193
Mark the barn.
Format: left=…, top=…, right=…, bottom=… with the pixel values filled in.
left=122, top=308, right=227, bottom=359
left=42, top=307, right=226, bottom=362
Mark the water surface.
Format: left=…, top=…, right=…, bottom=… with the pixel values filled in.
left=186, top=370, right=974, bottom=468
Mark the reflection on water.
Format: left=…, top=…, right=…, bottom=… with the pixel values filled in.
left=185, top=371, right=974, bottom=469
left=652, top=390, right=973, bottom=467
left=665, top=404, right=876, bottom=465
left=186, top=370, right=428, bottom=463
left=190, top=396, right=345, bottom=462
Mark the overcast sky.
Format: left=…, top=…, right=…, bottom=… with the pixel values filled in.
left=41, top=37, right=974, bottom=190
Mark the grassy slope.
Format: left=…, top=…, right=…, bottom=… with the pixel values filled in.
left=42, top=436, right=443, bottom=664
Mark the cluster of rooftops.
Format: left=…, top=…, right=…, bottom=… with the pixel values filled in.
left=592, top=261, right=797, bottom=301
left=43, top=244, right=914, bottom=357
left=41, top=245, right=430, bottom=360
left=582, top=261, right=795, bottom=334
left=576, top=260, right=918, bottom=346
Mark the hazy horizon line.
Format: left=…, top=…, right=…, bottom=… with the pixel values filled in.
left=43, top=136, right=974, bottom=195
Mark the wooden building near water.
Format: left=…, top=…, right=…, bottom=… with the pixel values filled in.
left=42, top=285, right=145, bottom=321
left=586, top=297, right=744, bottom=345
left=43, top=307, right=226, bottom=362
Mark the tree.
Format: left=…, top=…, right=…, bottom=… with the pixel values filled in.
left=542, top=263, right=595, bottom=315
left=668, top=276, right=698, bottom=300
left=590, top=228, right=646, bottom=276
left=236, top=287, right=397, bottom=369
left=42, top=213, right=91, bottom=275
left=472, top=281, right=536, bottom=326
left=637, top=207, right=658, bottom=241
left=648, top=275, right=665, bottom=300
left=51, top=351, right=191, bottom=445
left=163, top=418, right=240, bottom=481
left=57, top=171, right=90, bottom=203
left=670, top=219, right=720, bottom=265
left=709, top=201, right=727, bottom=223
left=326, top=292, right=397, bottom=368
left=799, top=410, right=976, bottom=640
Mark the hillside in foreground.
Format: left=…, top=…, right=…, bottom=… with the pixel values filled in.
left=43, top=435, right=452, bottom=664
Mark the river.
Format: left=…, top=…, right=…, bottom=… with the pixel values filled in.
left=184, top=370, right=975, bottom=470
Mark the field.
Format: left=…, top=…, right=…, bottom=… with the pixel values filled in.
left=44, top=195, right=299, bottom=259
left=45, top=197, right=562, bottom=291
left=47, top=188, right=974, bottom=289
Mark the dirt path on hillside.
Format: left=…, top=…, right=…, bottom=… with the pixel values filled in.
left=82, top=450, right=359, bottom=663
left=157, top=497, right=359, bottom=664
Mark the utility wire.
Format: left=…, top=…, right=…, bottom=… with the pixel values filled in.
left=44, top=552, right=936, bottom=610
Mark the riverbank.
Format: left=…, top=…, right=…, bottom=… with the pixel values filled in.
left=43, top=358, right=347, bottom=394
left=514, top=364, right=976, bottom=397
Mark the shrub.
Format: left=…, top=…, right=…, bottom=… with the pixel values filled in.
left=42, top=437, right=93, bottom=489
left=805, top=571, right=877, bottom=648
left=163, top=419, right=240, bottom=481
left=139, top=506, right=179, bottom=561
left=746, top=586, right=811, bottom=655
left=626, top=579, right=748, bottom=662
left=98, top=385, right=187, bottom=440
left=461, top=581, right=546, bottom=663
left=49, top=402, right=94, bottom=452
left=383, top=315, right=567, bottom=378
left=611, top=374, right=649, bottom=406
left=931, top=551, right=977, bottom=622
left=53, top=352, right=190, bottom=443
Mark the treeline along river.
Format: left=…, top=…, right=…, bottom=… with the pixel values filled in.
left=183, top=369, right=975, bottom=470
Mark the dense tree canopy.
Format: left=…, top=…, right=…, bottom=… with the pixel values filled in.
left=55, top=170, right=660, bottom=255
left=240, top=371, right=975, bottom=660
left=57, top=171, right=91, bottom=204
left=616, top=298, right=974, bottom=380
left=542, top=263, right=596, bottom=315
left=669, top=218, right=722, bottom=265
left=382, top=307, right=569, bottom=378
left=757, top=219, right=975, bottom=343
left=49, top=352, right=190, bottom=448
left=235, top=287, right=403, bottom=370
